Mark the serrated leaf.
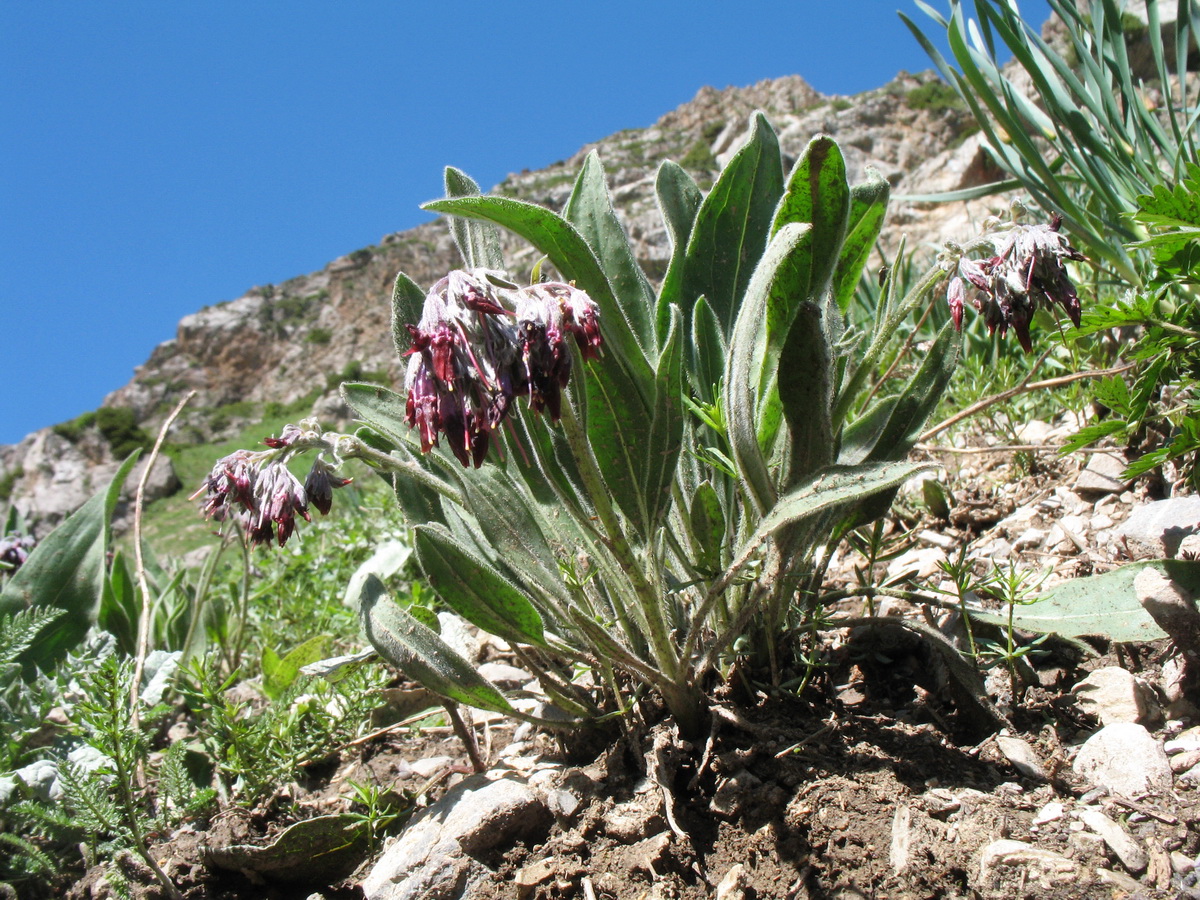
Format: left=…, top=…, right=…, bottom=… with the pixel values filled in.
left=414, top=525, right=546, bottom=647
left=356, top=573, right=513, bottom=714
left=444, top=167, right=505, bottom=270
left=565, top=151, right=656, bottom=353
left=0, top=451, right=141, bottom=673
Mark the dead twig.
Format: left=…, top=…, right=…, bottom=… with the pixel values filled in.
left=920, top=362, right=1134, bottom=443
left=130, top=392, right=196, bottom=728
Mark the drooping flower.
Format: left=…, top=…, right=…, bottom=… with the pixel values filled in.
left=0, top=532, right=35, bottom=571
left=945, top=211, right=1086, bottom=351
left=402, top=269, right=602, bottom=467
left=193, top=422, right=350, bottom=546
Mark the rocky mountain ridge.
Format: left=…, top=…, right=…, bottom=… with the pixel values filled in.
left=1, top=70, right=1013, bottom=533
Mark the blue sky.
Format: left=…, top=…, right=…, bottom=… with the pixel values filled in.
left=0, top=1, right=1050, bottom=446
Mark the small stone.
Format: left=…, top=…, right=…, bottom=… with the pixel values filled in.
left=1013, top=528, right=1048, bottom=550
left=1073, top=723, right=1173, bottom=797
left=715, top=863, right=750, bottom=900
left=1171, top=749, right=1200, bottom=773
left=1075, top=452, right=1128, bottom=496
left=514, top=859, right=556, bottom=899
left=710, top=770, right=762, bottom=818
left=436, top=612, right=483, bottom=662
left=1072, top=666, right=1159, bottom=726
left=1094, top=866, right=1142, bottom=892
left=1076, top=808, right=1148, bottom=873
left=544, top=788, right=583, bottom=821
left=409, top=755, right=453, bottom=779
left=1171, top=851, right=1195, bottom=874
left=979, top=839, right=1080, bottom=889
left=890, top=804, right=913, bottom=875
left=995, top=735, right=1048, bottom=781
left=476, top=662, right=534, bottom=690
left=1033, top=801, right=1065, bottom=826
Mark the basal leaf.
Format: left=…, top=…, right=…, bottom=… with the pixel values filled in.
left=356, top=573, right=514, bottom=714
left=0, top=451, right=140, bottom=672
left=833, top=170, right=890, bottom=313
left=655, top=161, right=703, bottom=340
left=662, top=113, right=785, bottom=336
left=565, top=151, right=656, bottom=354
left=414, top=525, right=547, bottom=647
left=771, top=135, right=850, bottom=301
left=643, top=306, right=685, bottom=528
left=688, top=480, right=725, bottom=574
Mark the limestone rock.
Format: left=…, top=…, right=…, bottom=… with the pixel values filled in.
left=1073, top=723, right=1173, bottom=797
left=1072, top=666, right=1159, bottom=726
left=1118, top=496, right=1200, bottom=558
left=361, top=773, right=552, bottom=900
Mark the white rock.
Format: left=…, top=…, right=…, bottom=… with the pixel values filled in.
left=1073, top=723, right=1172, bottom=797
left=1117, top=496, right=1200, bottom=558
left=995, top=735, right=1048, bottom=781
left=362, top=773, right=551, bottom=900
left=1072, top=667, right=1159, bottom=726
left=1076, top=807, right=1148, bottom=873
left=409, top=755, right=453, bottom=779
left=978, top=839, right=1080, bottom=891
left=1033, top=801, right=1065, bottom=826
left=715, top=863, right=750, bottom=900
left=1075, top=452, right=1128, bottom=497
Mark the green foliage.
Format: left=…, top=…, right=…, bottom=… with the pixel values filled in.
left=51, top=409, right=151, bottom=458
left=339, top=120, right=969, bottom=735
left=679, top=138, right=718, bottom=172
left=327, top=360, right=389, bottom=391
left=306, top=326, right=334, bottom=344
left=905, top=80, right=965, bottom=112
left=0, top=468, right=24, bottom=502
left=906, top=0, right=1199, bottom=285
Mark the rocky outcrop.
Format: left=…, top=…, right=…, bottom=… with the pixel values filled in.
left=0, top=70, right=1015, bottom=534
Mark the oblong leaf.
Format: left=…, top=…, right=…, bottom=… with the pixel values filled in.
left=414, top=525, right=546, bottom=648
left=832, top=170, right=890, bottom=313
left=771, top=134, right=850, bottom=301
left=444, top=167, right=505, bottom=269
left=643, top=306, right=685, bottom=528
left=0, top=451, right=141, bottom=672
left=391, top=270, right=427, bottom=360
left=655, top=161, right=703, bottom=340
left=661, top=112, right=785, bottom=336
left=565, top=151, right=656, bottom=354
left=356, top=573, right=513, bottom=713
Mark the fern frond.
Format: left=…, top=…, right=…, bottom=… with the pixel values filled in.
left=0, top=608, right=65, bottom=669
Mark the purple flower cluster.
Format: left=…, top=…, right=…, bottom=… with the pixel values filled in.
left=404, top=269, right=602, bottom=467
left=193, top=424, right=351, bottom=547
left=0, top=532, right=35, bottom=571
left=947, top=214, right=1086, bottom=352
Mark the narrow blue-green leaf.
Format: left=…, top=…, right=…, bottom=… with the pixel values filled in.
left=0, top=451, right=140, bottom=672
left=357, top=573, right=514, bottom=714
left=838, top=396, right=900, bottom=466
left=643, top=306, right=685, bottom=528
left=565, top=151, right=656, bottom=354
left=655, top=161, right=703, bottom=341
left=771, top=135, right=849, bottom=301
left=444, top=167, right=505, bottom=270
left=421, top=195, right=653, bottom=397
left=414, top=525, right=546, bottom=647
left=661, top=113, right=785, bottom=336
left=391, top=271, right=427, bottom=360
left=832, top=170, right=890, bottom=313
